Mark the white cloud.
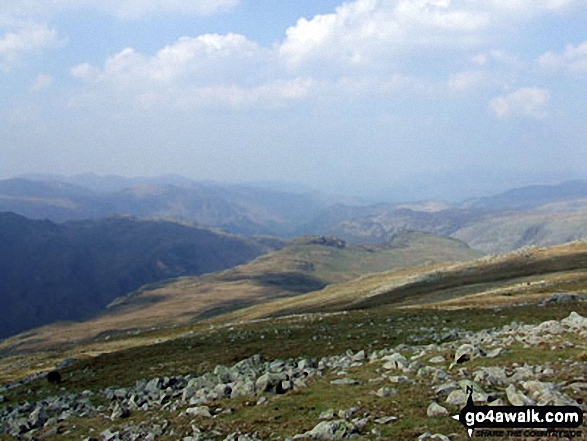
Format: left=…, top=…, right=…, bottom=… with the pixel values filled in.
left=279, top=0, right=491, bottom=70
left=488, top=87, right=550, bottom=119
left=0, top=0, right=239, bottom=20
left=72, top=33, right=261, bottom=85
left=278, top=0, right=581, bottom=72
left=447, top=70, right=489, bottom=92
left=0, top=22, right=59, bottom=67
left=30, top=73, right=53, bottom=91
left=70, top=33, right=315, bottom=109
left=538, top=41, right=587, bottom=74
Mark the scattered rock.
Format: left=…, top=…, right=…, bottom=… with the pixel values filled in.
left=373, top=416, right=397, bottom=425
left=185, top=406, right=213, bottom=418
left=427, top=402, right=448, bottom=417
left=300, top=419, right=359, bottom=439
left=374, top=387, right=396, bottom=398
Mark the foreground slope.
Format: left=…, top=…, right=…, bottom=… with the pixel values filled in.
left=0, top=232, right=481, bottom=352
left=0, top=301, right=585, bottom=439
left=1, top=241, right=587, bottom=439
left=0, top=213, right=281, bottom=339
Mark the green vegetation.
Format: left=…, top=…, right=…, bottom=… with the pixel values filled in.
left=0, top=231, right=480, bottom=352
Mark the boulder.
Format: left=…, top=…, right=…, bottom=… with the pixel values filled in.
left=427, top=402, right=448, bottom=417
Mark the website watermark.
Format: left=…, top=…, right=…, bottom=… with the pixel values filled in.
left=451, top=387, right=584, bottom=438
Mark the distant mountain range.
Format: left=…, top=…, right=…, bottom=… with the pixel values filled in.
left=298, top=181, right=587, bottom=254
left=1, top=174, right=587, bottom=342
left=0, top=213, right=282, bottom=339
left=0, top=175, right=333, bottom=237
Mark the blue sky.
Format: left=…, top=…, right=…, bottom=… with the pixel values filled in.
left=1, top=0, right=587, bottom=201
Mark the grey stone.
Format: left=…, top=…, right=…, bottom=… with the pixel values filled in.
left=427, top=402, right=448, bottom=417
left=185, top=406, right=213, bottom=418
left=381, top=353, right=409, bottom=371
left=485, top=347, right=506, bottom=358
left=28, top=407, right=48, bottom=428
left=373, top=416, right=397, bottom=425
left=446, top=390, right=467, bottom=406
left=302, top=419, right=358, bottom=439
left=374, top=387, right=396, bottom=398
left=505, top=385, right=534, bottom=406
left=319, top=409, right=335, bottom=420
left=418, top=433, right=450, bottom=441
left=454, top=344, right=483, bottom=364
left=256, top=372, right=288, bottom=394
left=329, top=378, right=360, bottom=386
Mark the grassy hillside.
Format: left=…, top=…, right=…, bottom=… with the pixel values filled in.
left=1, top=241, right=587, bottom=439
left=0, top=232, right=481, bottom=352
left=0, top=213, right=281, bottom=339
left=210, top=239, right=587, bottom=323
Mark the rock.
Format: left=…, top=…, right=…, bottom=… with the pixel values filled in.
left=427, top=402, right=448, bottom=417
left=28, top=407, right=48, bottom=428
left=109, top=403, right=130, bottom=420
left=485, top=347, right=506, bottom=358
left=302, top=419, right=358, bottom=439
left=418, top=433, right=450, bottom=441
left=535, top=320, right=564, bottom=335
left=433, top=381, right=458, bottom=397
left=541, top=293, right=579, bottom=305
left=319, top=409, right=335, bottom=420
left=454, top=344, right=483, bottom=364
left=337, top=408, right=357, bottom=419
left=230, top=379, right=256, bottom=398
left=387, top=376, right=411, bottom=383
left=446, top=390, right=467, bottom=406
left=351, top=350, right=366, bottom=362
left=329, top=379, right=360, bottom=386
left=144, top=378, right=161, bottom=394
left=256, top=396, right=267, bottom=406
left=381, top=353, right=409, bottom=371
left=562, top=312, right=587, bottom=329
left=374, top=387, right=396, bottom=398
left=100, top=429, right=119, bottom=441
left=373, top=416, right=397, bottom=425
left=256, top=373, right=288, bottom=394
left=429, top=356, right=445, bottom=364
left=185, top=406, right=213, bottom=418
left=224, top=432, right=260, bottom=441
left=505, top=385, right=534, bottom=406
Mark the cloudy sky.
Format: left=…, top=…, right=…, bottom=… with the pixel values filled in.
left=1, top=0, right=586, bottom=200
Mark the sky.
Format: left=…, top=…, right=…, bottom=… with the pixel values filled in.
left=1, top=0, right=587, bottom=201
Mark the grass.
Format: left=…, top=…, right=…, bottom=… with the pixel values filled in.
left=2, top=240, right=587, bottom=439
left=0, top=231, right=480, bottom=353
left=2, top=302, right=586, bottom=440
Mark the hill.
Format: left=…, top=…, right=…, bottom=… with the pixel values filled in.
left=214, top=239, right=587, bottom=323
left=301, top=181, right=587, bottom=254
left=0, top=212, right=282, bottom=339
left=0, top=241, right=586, bottom=439
left=0, top=176, right=332, bottom=237
left=5, top=175, right=587, bottom=255
left=0, top=231, right=481, bottom=352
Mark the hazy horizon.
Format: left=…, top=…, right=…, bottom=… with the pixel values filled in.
left=2, top=1, right=587, bottom=202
